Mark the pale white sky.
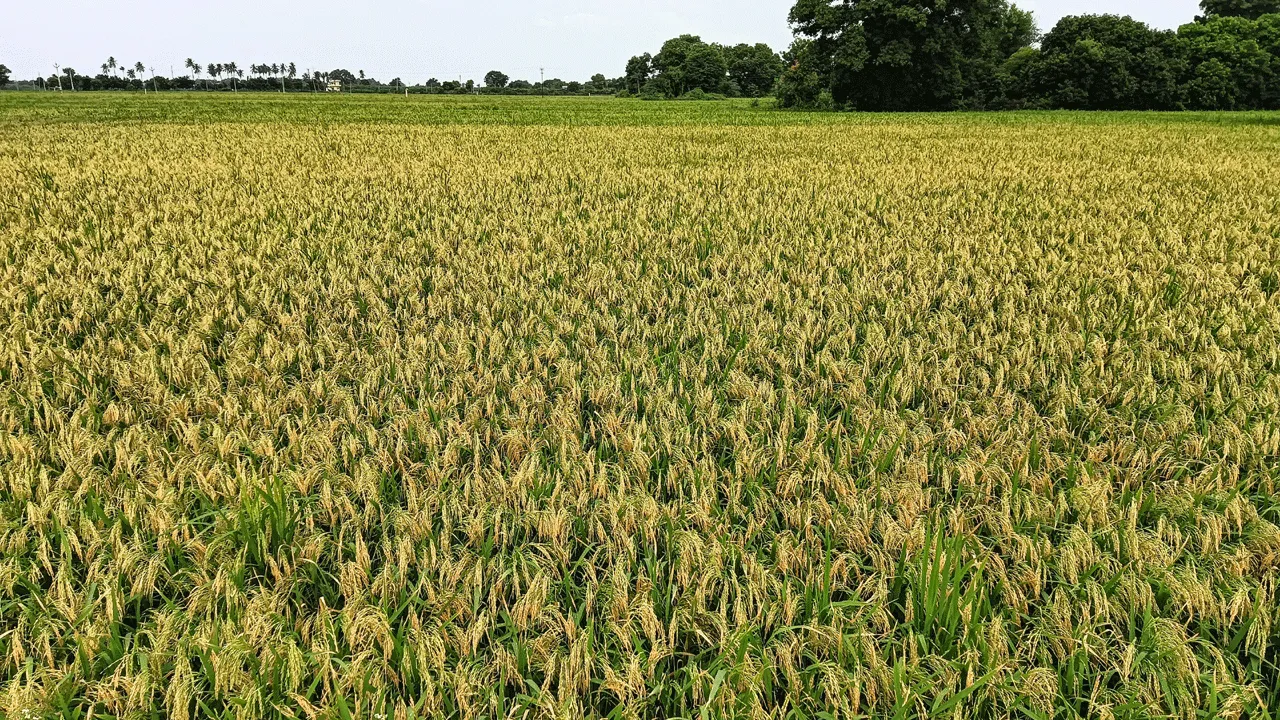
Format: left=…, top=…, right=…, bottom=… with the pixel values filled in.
left=3, top=0, right=1201, bottom=83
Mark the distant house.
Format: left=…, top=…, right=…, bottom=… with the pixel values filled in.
left=326, top=79, right=342, bottom=93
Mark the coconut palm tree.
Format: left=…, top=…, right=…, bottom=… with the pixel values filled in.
left=107, top=57, right=117, bottom=77
left=190, top=59, right=210, bottom=90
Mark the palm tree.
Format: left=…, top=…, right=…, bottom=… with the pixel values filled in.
left=101, top=63, right=110, bottom=76
left=190, top=59, right=209, bottom=90
left=185, top=58, right=196, bottom=78
left=107, top=57, right=117, bottom=77
left=226, top=62, right=239, bottom=91
left=288, top=62, right=297, bottom=79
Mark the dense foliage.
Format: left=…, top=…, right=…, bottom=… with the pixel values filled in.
left=783, top=0, right=1280, bottom=110
left=2, top=94, right=1279, bottom=719
left=626, top=37, right=785, bottom=98
left=1201, top=0, right=1280, bottom=20
left=1003, top=13, right=1280, bottom=110
left=785, top=0, right=1036, bottom=110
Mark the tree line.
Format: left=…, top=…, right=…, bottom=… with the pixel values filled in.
left=1, top=41, right=785, bottom=100
left=2, top=57, right=629, bottom=96
left=780, top=0, right=1280, bottom=110
left=4, top=0, right=1278, bottom=110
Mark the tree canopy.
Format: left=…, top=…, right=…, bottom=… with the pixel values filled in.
left=782, top=0, right=1280, bottom=111
left=999, top=12, right=1280, bottom=111
left=1012, top=15, right=1186, bottom=110
left=484, top=71, right=509, bottom=89
left=653, top=35, right=728, bottom=96
left=625, top=54, right=653, bottom=94
left=724, top=43, right=787, bottom=97
left=1200, top=0, right=1280, bottom=19
left=787, top=0, right=1037, bottom=110
left=629, top=36, right=784, bottom=98
left=327, top=69, right=358, bottom=85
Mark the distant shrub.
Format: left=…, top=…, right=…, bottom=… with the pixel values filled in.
left=677, top=88, right=726, bottom=101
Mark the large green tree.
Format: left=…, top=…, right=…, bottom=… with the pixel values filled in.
left=653, top=35, right=728, bottom=96
left=625, top=53, right=653, bottom=94
left=1200, top=0, right=1280, bottom=19
left=683, top=43, right=729, bottom=94
left=0, top=64, right=10, bottom=88
left=787, top=0, right=1037, bottom=110
left=776, top=40, right=825, bottom=107
left=484, top=70, right=509, bottom=89
left=1180, top=14, right=1280, bottom=108
left=327, top=69, right=358, bottom=85
left=722, top=43, right=785, bottom=96
left=1016, top=15, right=1186, bottom=110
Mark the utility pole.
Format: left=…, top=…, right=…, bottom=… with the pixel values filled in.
left=540, top=67, right=545, bottom=84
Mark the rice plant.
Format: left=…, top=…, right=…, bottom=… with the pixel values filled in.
left=1, top=95, right=1278, bottom=719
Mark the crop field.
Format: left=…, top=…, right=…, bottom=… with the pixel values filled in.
left=1, top=94, right=1279, bottom=720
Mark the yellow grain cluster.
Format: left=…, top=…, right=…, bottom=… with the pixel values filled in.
left=1, top=99, right=1279, bottom=719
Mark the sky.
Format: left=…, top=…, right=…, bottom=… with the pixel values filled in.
left=4, top=0, right=1202, bottom=84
